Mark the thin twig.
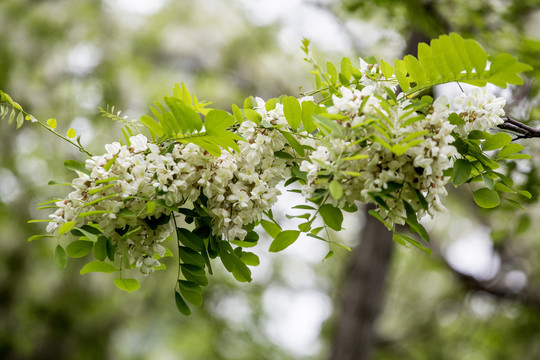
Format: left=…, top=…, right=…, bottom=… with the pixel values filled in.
left=498, top=117, right=540, bottom=140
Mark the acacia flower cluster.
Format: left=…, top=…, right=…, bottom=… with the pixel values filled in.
left=45, top=58, right=508, bottom=275
left=300, top=68, right=506, bottom=224
left=47, top=103, right=295, bottom=273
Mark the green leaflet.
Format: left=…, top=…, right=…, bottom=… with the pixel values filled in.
left=393, top=233, right=432, bottom=255
left=482, top=133, right=512, bottom=151
left=473, top=188, right=500, bottom=208
left=329, top=180, right=344, bottom=200
left=240, top=252, right=260, bottom=266
left=66, top=240, right=94, bottom=258
left=390, top=33, right=532, bottom=94
left=269, top=230, right=300, bottom=252
left=175, top=291, right=192, bottom=316
left=218, top=241, right=252, bottom=282
left=301, top=100, right=317, bottom=133
left=282, top=96, right=302, bottom=130
left=260, top=219, right=282, bottom=239
left=0, top=90, right=33, bottom=129
left=58, top=221, right=76, bottom=236
left=114, top=278, right=140, bottom=292
left=181, top=264, right=208, bottom=286
left=80, top=260, right=118, bottom=274
left=64, top=159, right=90, bottom=176
left=140, top=83, right=214, bottom=139
left=319, top=204, right=343, bottom=231
left=54, top=245, right=68, bottom=269
left=452, top=159, right=472, bottom=186
left=178, top=280, right=203, bottom=306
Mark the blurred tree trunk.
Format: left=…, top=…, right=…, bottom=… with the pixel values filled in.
left=329, top=204, right=394, bottom=360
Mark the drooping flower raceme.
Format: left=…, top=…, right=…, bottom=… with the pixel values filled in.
left=45, top=66, right=508, bottom=275
left=300, top=69, right=506, bottom=225
left=47, top=106, right=295, bottom=273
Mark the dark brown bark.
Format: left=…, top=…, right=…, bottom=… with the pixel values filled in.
left=329, top=205, right=394, bottom=360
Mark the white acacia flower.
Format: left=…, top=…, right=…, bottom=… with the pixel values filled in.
left=130, top=134, right=148, bottom=152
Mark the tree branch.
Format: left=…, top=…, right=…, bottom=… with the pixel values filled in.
left=498, top=117, right=540, bottom=140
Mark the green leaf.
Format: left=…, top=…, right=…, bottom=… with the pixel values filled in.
left=269, top=230, right=301, bottom=252
left=178, top=246, right=205, bottom=268
left=473, top=188, right=500, bottom=208
left=341, top=154, right=369, bottom=161
left=500, top=154, right=530, bottom=160
left=77, top=210, right=113, bottom=218
left=292, top=205, right=316, bottom=210
left=72, top=226, right=99, bottom=242
left=468, top=130, right=491, bottom=140
left=417, top=42, right=439, bottom=84
left=178, top=280, right=203, bottom=306
left=488, top=53, right=533, bottom=87
left=329, top=180, right=344, bottom=200
left=66, top=128, right=76, bottom=138
left=394, top=58, right=410, bottom=92
left=181, top=264, right=208, bottom=286
left=453, top=159, right=472, bottom=185
left=279, top=130, right=305, bottom=156
left=448, top=113, right=465, bottom=125
left=175, top=291, right=192, bottom=315
left=409, top=185, right=429, bottom=210
left=47, top=118, right=57, bottom=129
left=260, top=220, right=281, bottom=239
left=240, top=252, right=260, bottom=266
left=380, top=59, right=393, bottom=79
left=404, top=54, right=427, bottom=86
left=54, top=245, right=67, bottom=269
left=64, top=160, right=90, bottom=175
left=80, top=260, right=118, bottom=274
left=323, top=250, right=334, bottom=260
left=482, top=132, right=512, bottom=151
left=482, top=173, right=495, bottom=190
left=301, top=101, right=317, bottom=133
left=177, top=228, right=204, bottom=252
left=231, top=255, right=252, bottom=282
left=298, top=222, right=311, bottom=232
left=230, top=240, right=257, bottom=248
left=497, top=143, right=525, bottom=159
left=163, top=97, right=198, bottom=133
left=439, top=35, right=464, bottom=78
left=340, top=57, right=353, bottom=79
left=283, top=96, right=302, bottom=130
left=394, top=233, right=432, bottom=254
left=402, top=201, right=430, bottom=243
left=27, top=234, right=56, bottom=242
left=243, top=108, right=262, bottom=123
left=319, top=204, right=343, bottom=231
left=114, top=278, right=140, bottom=292
left=58, top=221, right=76, bottom=236
left=231, top=104, right=244, bottom=123
left=145, top=200, right=156, bottom=215
left=505, top=198, right=525, bottom=211
left=205, top=109, right=235, bottom=133
left=93, top=236, right=108, bottom=261
left=66, top=240, right=93, bottom=258
left=516, top=189, right=532, bottom=199
left=140, top=115, right=164, bottom=138
left=274, top=151, right=294, bottom=160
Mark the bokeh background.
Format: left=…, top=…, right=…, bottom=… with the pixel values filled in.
left=1, top=1, right=540, bottom=359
